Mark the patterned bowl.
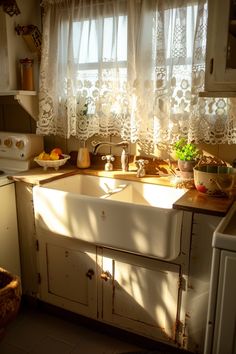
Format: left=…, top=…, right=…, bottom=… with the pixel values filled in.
left=34, top=154, right=71, bottom=171
left=193, top=165, right=236, bottom=197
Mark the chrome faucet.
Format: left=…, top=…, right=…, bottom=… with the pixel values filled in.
left=92, top=140, right=129, bottom=171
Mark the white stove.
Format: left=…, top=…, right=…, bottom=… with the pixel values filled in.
left=0, top=131, right=44, bottom=185
left=0, top=132, right=44, bottom=277
left=204, top=202, right=236, bottom=354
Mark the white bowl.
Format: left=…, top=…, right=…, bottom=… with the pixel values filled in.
left=34, top=154, right=71, bottom=171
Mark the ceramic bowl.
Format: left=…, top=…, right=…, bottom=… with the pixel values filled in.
left=34, top=154, right=71, bottom=171
left=193, top=165, right=236, bottom=197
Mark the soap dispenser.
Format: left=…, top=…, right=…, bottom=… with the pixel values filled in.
left=77, top=142, right=91, bottom=168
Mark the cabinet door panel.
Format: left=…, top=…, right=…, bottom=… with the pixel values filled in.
left=213, top=251, right=236, bottom=354
left=0, top=183, right=20, bottom=276
left=47, top=243, right=91, bottom=305
left=205, top=0, right=236, bottom=91
left=101, top=249, right=180, bottom=343
left=38, top=232, right=97, bottom=319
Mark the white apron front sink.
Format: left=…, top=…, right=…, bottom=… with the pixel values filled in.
left=33, top=174, right=186, bottom=260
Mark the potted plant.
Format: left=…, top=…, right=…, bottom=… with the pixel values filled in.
left=173, top=138, right=201, bottom=178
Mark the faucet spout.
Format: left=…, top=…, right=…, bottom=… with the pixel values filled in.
left=92, top=140, right=129, bottom=155
left=91, top=140, right=129, bottom=171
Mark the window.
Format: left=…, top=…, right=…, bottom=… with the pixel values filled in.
left=38, top=0, right=233, bottom=148
left=71, top=14, right=128, bottom=115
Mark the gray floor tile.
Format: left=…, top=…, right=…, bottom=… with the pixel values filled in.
left=70, top=329, right=140, bottom=354
left=0, top=305, right=143, bottom=354
left=0, top=341, right=29, bottom=354
left=30, top=336, right=74, bottom=354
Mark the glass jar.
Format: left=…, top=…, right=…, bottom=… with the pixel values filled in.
left=19, top=58, right=34, bottom=91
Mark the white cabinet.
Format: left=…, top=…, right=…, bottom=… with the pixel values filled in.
left=0, top=182, right=21, bottom=276
left=100, top=248, right=180, bottom=343
left=205, top=0, right=236, bottom=92
left=38, top=233, right=97, bottom=319
left=184, top=213, right=221, bottom=353
left=15, top=182, right=39, bottom=296
left=0, top=0, right=40, bottom=120
left=37, top=230, right=182, bottom=345
left=0, top=0, right=41, bottom=91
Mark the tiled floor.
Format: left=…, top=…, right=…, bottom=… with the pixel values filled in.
left=0, top=301, right=146, bottom=354
left=0, top=300, right=190, bottom=354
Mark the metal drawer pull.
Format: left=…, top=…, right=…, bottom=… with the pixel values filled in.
left=100, top=271, right=112, bottom=281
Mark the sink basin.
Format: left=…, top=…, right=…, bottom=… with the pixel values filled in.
left=33, top=174, right=186, bottom=260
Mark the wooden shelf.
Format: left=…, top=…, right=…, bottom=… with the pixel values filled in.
left=199, top=91, right=236, bottom=98
left=0, top=91, right=38, bottom=120
left=0, top=90, right=37, bottom=96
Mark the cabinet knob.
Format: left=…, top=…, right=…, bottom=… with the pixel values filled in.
left=86, top=268, right=94, bottom=280
left=100, top=271, right=112, bottom=281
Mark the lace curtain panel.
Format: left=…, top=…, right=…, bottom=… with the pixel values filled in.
left=37, top=0, right=236, bottom=145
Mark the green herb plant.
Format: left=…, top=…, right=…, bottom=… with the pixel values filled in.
left=173, top=138, right=200, bottom=161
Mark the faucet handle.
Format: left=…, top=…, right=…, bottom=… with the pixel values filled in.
left=135, top=159, right=149, bottom=167
left=135, top=159, right=149, bottom=178
left=101, top=154, right=115, bottom=171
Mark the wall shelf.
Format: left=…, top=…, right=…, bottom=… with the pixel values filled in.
left=199, top=91, right=236, bottom=98
left=0, top=90, right=38, bottom=120
left=0, top=90, right=37, bottom=96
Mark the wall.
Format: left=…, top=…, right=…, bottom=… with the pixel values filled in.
left=1, top=105, right=236, bottom=166
left=40, top=134, right=236, bottom=167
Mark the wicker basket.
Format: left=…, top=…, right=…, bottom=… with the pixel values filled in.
left=0, top=267, right=22, bottom=329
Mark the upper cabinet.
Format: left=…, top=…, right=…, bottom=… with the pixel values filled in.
left=0, top=0, right=41, bottom=120
left=0, top=0, right=41, bottom=92
left=205, top=0, right=236, bottom=94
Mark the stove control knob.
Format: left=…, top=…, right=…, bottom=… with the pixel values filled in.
left=4, top=138, right=12, bottom=147
left=16, top=140, right=25, bottom=149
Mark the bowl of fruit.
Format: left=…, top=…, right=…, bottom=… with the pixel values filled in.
left=34, top=148, right=71, bottom=170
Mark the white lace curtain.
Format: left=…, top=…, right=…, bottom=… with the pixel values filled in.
left=37, top=0, right=236, bottom=146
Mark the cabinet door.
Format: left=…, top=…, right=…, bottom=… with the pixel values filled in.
left=0, top=183, right=20, bottom=276
left=100, top=248, right=181, bottom=344
left=15, top=182, right=38, bottom=296
left=205, top=0, right=236, bottom=91
left=38, top=232, right=97, bottom=319
left=212, top=250, right=236, bottom=354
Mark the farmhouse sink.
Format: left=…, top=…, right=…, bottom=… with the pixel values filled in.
left=33, top=174, right=186, bottom=260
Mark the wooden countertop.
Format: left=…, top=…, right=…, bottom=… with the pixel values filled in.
left=173, top=189, right=235, bottom=216
left=9, top=166, right=77, bottom=185
left=9, top=166, right=235, bottom=216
